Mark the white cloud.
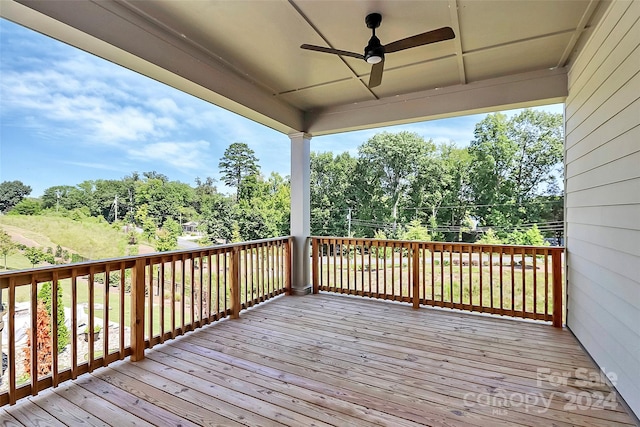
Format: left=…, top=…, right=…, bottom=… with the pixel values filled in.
left=127, top=140, right=213, bottom=170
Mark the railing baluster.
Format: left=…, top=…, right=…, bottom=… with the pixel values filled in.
left=500, top=248, right=504, bottom=313
left=171, top=257, right=176, bottom=337
left=544, top=249, right=549, bottom=319
left=430, top=246, right=435, bottom=306
left=360, top=242, right=365, bottom=295
left=521, top=247, right=526, bottom=318
left=230, top=247, right=240, bottom=319
left=181, top=255, right=186, bottom=332
left=200, top=253, right=204, bottom=322
left=103, top=266, right=110, bottom=366
left=8, top=278, right=16, bottom=405
left=72, top=270, right=79, bottom=378
left=29, top=277, right=37, bottom=396
left=458, top=246, right=463, bottom=307
left=215, top=252, right=220, bottom=319
left=88, top=267, right=95, bottom=371
left=244, top=247, right=249, bottom=305
left=489, top=247, right=494, bottom=314
left=119, top=263, right=125, bottom=359
left=468, top=245, right=473, bottom=311
left=131, top=259, right=146, bottom=362
left=160, top=260, right=165, bottom=343
left=51, top=273, right=59, bottom=386
left=207, top=253, right=213, bottom=322
left=510, top=247, right=515, bottom=316
left=148, top=262, right=154, bottom=345
left=478, top=246, right=483, bottom=310
left=190, top=255, right=195, bottom=328
left=533, top=249, right=537, bottom=318
left=449, top=246, right=453, bottom=309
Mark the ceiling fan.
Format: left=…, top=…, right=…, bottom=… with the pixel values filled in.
left=301, top=13, right=455, bottom=88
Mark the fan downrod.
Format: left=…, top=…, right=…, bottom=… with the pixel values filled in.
left=365, top=13, right=382, bottom=29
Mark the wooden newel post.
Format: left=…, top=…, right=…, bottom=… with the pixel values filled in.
left=131, top=259, right=146, bottom=361
left=230, top=247, right=240, bottom=319
left=412, top=243, right=420, bottom=310
left=552, top=249, right=563, bottom=328
left=285, top=238, right=292, bottom=295
left=311, top=238, right=319, bottom=294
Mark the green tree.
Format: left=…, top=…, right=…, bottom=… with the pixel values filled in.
left=219, top=142, right=260, bottom=201
left=401, top=220, right=431, bottom=241
left=468, top=109, right=563, bottom=230
left=310, top=152, right=357, bottom=236
left=24, top=247, right=46, bottom=267
left=476, top=229, right=503, bottom=244
left=353, top=131, right=440, bottom=237
left=135, top=178, right=193, bottom=225
left=0, top=228, right=16, bottom=270
left=37, top=282, right=70, bottom=353
left=506, top=225, right=547, bottom=246
left=200, top=192, right=235, bottom=243
left=163, top=218, right=182, bottom=239
left=155, top=228, right=178, bottom=252
left=433, top=144, right=472, bottom=241
left=0, top=180, right=32, bottom=213
left=233, top=172, right=290, bottom=241
left=9, top=198, right=42, bottom=215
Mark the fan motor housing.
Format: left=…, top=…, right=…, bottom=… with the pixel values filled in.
left=365, top=13, right=382, bottom=29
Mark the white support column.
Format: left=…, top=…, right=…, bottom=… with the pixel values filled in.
left=289, top=132, right=312, bottom=295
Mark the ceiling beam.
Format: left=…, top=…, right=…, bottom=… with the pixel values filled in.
left=557, top=0, right=600, bottom=67
left=448, top=0, right=466, bottom=85
left=305, top=68, right=568, bottom=135
left=4, top=0, right=305, bottom=133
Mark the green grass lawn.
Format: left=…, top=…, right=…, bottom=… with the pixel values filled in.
left=0, top=214, right=129, bottom=260
left=318, top=255, right=559, bottom=315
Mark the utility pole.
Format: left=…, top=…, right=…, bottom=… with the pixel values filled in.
left=55, top=189, right=61, bottom=212
left=347, top=208, right=352, bottom=237
left=114, top=194, right=118, bottom=222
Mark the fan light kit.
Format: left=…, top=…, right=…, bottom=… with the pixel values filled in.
left=301, top=13, right=455, bottom=88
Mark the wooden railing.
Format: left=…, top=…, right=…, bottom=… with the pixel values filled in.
left=311, top=237, right=564, bottom=327
left=0, top=236, right=291, bottom=406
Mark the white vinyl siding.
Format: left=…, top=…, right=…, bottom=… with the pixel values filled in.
left=565, top=0, right=640, bottom=418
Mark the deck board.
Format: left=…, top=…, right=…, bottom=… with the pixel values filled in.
left=1, top=293, right=636, bottom=426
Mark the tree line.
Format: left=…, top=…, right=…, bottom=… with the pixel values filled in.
left=0, top=109, right=564, bottom=250
left=312, top=109, right=563, bottom=244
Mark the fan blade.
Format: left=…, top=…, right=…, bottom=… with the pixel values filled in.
left=384, top=27, right=455, bottom=53
left=300, top=44, right=364, bottom=60
left=368, top=61, right=384, bottom=88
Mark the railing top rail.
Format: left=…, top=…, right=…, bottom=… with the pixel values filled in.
left=0, top=236, right=292, bottom=289
left=310, top=236, right=564, bottom=252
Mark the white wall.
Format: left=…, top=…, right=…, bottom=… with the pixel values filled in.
left=565, top=0, right=640, bottom=418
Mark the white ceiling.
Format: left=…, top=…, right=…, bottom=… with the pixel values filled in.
left=2, top=0, right=602, bottom=135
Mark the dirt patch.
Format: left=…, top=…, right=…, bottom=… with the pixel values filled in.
left=2, top=226, right=41, bottom=248
left=138, top=244, right=155, bottom=255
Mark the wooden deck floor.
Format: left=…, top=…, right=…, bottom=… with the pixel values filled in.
left=1, top=294, right=636, bottom=427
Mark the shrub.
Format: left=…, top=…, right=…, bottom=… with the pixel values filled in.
left=37, top=282, right=69, bottom=353
left=23, top=302, right=52, bottom=376
left=476, top=229, right=503, bottom=244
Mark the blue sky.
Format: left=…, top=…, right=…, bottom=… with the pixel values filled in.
left=0, top=18, right=563, bottom=197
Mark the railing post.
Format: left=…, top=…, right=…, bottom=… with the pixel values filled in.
left=130, top=259, right=146, bottom=361
left=412, top=243, right=420, bottom=310
left=230, top=247, right=240, bottom=319
left=311, top=238, right=319, bottom=294
left=552, top=249, right=563, bottom=328
left=285, top=238, right=292, bottom=295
